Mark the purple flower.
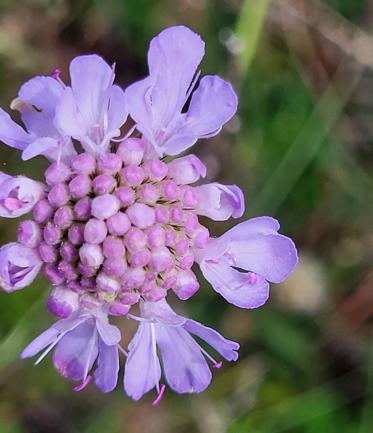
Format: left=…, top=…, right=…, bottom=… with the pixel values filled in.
left=21, top=309, right=121, bottom=393
left=124, top=299, right=239, bottom=403
left=0, top=25, right=298, bottom=402
left=125, top=26, right=238, bottom=157
left=0, top=242, right=42, bottom=292
left=197, top=217, right=298, bottom=308
left=0, top=172, right=45, bottom=218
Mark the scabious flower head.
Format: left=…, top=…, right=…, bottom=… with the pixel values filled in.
left=0, top=25, right=298, bottom=403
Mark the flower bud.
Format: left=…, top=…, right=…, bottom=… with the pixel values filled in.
left=18, top=220, right=41, bottom=248
left=48, top=183, right=70, bottom=207
left=167, top=155, right=206, bottom=184
left=115, top=186, right=135, bottom=207
left=126, top=203, right=155, bottom=229
left=91, top=194, right=120, bottom=220
left=33, top=199, right=53, bottom=224
left=103, top=257, right=128, bottom=277
left=106, top=212, right=131, bottom=236
left=84, top=218, right=108, bottom=244
left=149, top=247, right=173, bottom=272
left=124, top=227, right=147, bottom=252
left=74, top=197, right=91, bottom=220
left=45, top=162, right=71, bottom=186
left=71, top=152, right=96, bottom=175
left=79, top=243, right=104, bottom=268
left=173, top=270, right=199, bottom=300
left=54, top=206, right=73, bottom=229
left=120, top=165, right=144, bottom=186
left=143, top=159, right=168, bottom=181
left=117, top=138, right=145, bottom=166
left=92, top=174, right=116, bottom=195
left=97, top=153, right=122, bottom=174
left=47, top=285, right=79, bottom=318
left=43, top=222, right=62, bottom=246
left=68, top=175, right=91, bottom=199
left=102, top=237, right=125, bottom=259
left=39, top=242, right=58, bottom=263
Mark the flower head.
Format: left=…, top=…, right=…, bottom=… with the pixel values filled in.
left=0, top=25, right=298, bottom=402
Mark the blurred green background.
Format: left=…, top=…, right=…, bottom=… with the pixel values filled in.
left=0, top=0, right=373, bottom=432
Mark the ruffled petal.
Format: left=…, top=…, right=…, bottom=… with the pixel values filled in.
left=199, top=259, right=270, bottom=309
left=140, top=299, right=186, bottom=326
left=70, top=55, right=114, bottom=127
left=155, top=324, right=211, bottom=394
left=0, top=108, right=32, bottom=150
left=167, top=154, right=206, bottom=184
left=18, top=76, right=64, bottom=137
left=22, top=137, right=76, bottom=163
left=162, top=75, right=237, bottom=155
left=107, top=84, right=128, bottom=132
left=53, top=320, right=98, bottom=381
left=124, top=322, right=161, bottom=400
left=184, top=320, right=239, bottom=361
left=147, top=25, right=204, bottom=130
left=229, top=234, right=298, bottom=283
left=0, top=174, right=44, bottom=218
left=221, top=216, right=281, bottom=241
left=54, top=87, right=87, bottom=139
left=94, top=340, right=119, bottom=393
left=21, top=327, right=59, bottom=358
left=194, top=183, right=244, bottom=221
left=96, top=318, right=121, bottom=346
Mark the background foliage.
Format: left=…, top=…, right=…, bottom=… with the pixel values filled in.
left=0, top=0, right=372, bottom=432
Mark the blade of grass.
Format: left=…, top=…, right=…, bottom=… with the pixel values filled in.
left=251, top=58, right=363, bottom=214
left=236, top=0, right=270, bottom=76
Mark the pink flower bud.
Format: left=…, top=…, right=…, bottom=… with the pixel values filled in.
left=91, top=194, right=120, bottom=220
left=173, top=270, right=199, bottom=300
left=68, top=175, right=91, bottom=199
left=33, top=199, right=53, bottom=224
left=78, top=263, right=97, bottom=278
left=167, top=155, right=206, bottom=184
left=155, top=206, right=169, bottom=224
left=143, top=159, right=168, bottom=181
left=43, top=264, right=65, bottom=285
left=182, top=187, right=198, bottom=208
left=117, top=138, right=145, bottom=166
left=79, top=243, right=104, bottom=268
left=54, top=206, right=73, bottom=229
left=58, top=260, right=78, bottom=281
left=96, top=272, right=120, bottom=293
left=126, top=203, right=155, bottom=229
left=43, top=222, right=62, bottom=245
left=102, top=237, right=125, bottom=259
left=103, top=257, right=127, bottom=277
left=45, top=162, right=71, bottom=186
left=48, top=183, right=70, bottom=207
left=106, top=212, right=131, bottom=236
left=39, top=242, right=58, bottom=263
left=124, top=227, right=147, bottom=252
left=74, top=197, right=91, bottom=221
left=119, top=291, right=140, bottom=305
left=47, top=286, right=79, bottom=318
left=18, top=220, right=41, bottom=248
left=115, top=186, right=135, bottom=207
left=149, top=247, right=173, bottom=272
left=97, top=153, right=122, bottom=174
left=170, top=205, right=184, bottom=224
left=68, top=224, right=84, bottom=245
left=71, top=152, right=96, bottom=175
left=60, top=242, right=78, bottom=262
left=84, top=218, right=108, bottom=244
left=129, top=250, right=151, bottom=267
left=120, top=165, right=144, bottom=186
left=162, top=180, right=180, bottom=201
left=146, top=225, right=165, bottom=248
left=138, top=184, right=160, bottom=204
left=92, top=174, right=116, bottom=195
left=122, top=267, right=145, bottom=289
left=145, top=286, right=167, bottom=302
left=109, top=302, right=130, bottom=316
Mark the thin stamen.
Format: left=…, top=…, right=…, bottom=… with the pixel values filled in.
left=73, top=375, right=92, bottom=392
left=34, top=332, right=66, bottom=365
left=199, top=346, right=222, bottom=369
left=118, top=344, right=128, bottom=357
left=152, top=383, right=166, bottom=406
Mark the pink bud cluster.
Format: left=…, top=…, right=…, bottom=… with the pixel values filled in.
left=19, top=138, right=209, bottom=318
